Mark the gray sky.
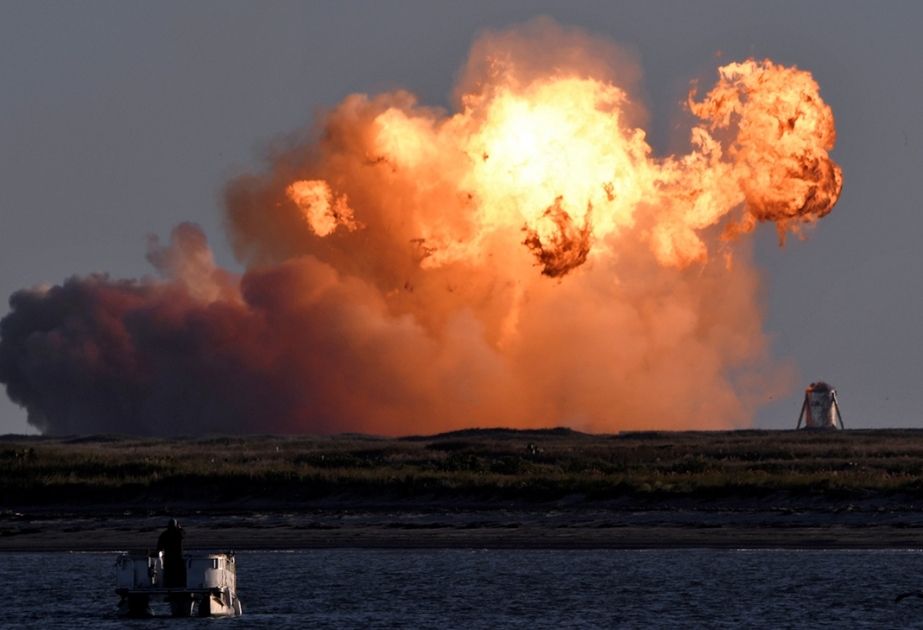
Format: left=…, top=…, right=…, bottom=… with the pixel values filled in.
left=1, top=1, right=921, bottom=434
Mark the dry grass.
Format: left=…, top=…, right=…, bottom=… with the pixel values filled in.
left=4, top=428, right=923, bottom=507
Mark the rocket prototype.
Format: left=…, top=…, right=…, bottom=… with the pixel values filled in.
left=797, top=382, right=844, bottom=429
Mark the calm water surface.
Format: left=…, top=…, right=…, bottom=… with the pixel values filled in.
left=2, top=549, right=923, bottom=628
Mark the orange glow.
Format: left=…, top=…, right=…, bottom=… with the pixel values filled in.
left=286, top=179, right=359, bottom=237
left=285, top=58, right=840, bottom=275
left=219, top=22, right=842, bottom=434
left=0, top=21, right=845, bottom=436
left=688, top=59, right=843, bottom=243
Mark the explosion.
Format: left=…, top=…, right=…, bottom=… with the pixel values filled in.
left=0, top=20, right=841, bottom=436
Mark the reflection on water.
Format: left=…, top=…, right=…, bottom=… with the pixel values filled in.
left=2, top=548, right=923, bottom=629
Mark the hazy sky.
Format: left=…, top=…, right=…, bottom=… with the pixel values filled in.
left=1, top=1, right=922, bottom=434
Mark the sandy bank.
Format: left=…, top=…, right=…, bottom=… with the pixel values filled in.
left=4, top=506, right=923, bottom=551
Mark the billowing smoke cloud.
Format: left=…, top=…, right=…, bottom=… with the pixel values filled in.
left=0, top=19, right=840, bottom=435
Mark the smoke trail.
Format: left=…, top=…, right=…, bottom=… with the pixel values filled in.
left=0, top=19, right=839, bottom=435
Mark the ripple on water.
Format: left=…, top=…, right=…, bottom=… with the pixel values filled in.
left=2, top=549, right=923, bottom=629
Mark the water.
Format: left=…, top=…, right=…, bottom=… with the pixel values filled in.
left=2, top=549, right=923, bottom=628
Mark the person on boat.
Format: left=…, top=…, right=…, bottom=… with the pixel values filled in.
left=157, top=518, right=187, bottom=588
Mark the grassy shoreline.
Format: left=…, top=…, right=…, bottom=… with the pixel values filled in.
left=5, top=428, right=923, bottom=510
left=6, top=428, right=923, bottom=550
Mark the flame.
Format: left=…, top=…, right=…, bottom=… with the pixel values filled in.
left=269, top=55, right=840, bottom=277
left=286, top=180, right=360, bottom=236
left=687, top=59, right=843, bottom=243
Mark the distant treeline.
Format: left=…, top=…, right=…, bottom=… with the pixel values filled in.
left=4, top=428, right=923, bottom=508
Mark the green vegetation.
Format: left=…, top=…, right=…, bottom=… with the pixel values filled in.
left=4, top=428, right=923, bottom=507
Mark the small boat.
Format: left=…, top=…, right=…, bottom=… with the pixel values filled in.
left=115, top=551, right=243, bottom=618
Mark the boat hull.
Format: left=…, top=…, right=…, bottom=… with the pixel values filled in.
left=115, top=552, right=241, bottom=618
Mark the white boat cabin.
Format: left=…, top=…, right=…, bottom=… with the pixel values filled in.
left=115, top=551, right=242, bottom=618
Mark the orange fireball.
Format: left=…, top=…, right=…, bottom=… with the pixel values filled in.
left=285, top=57, right=840, bottom=275
left=3, top=21, right=841, bottom=436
